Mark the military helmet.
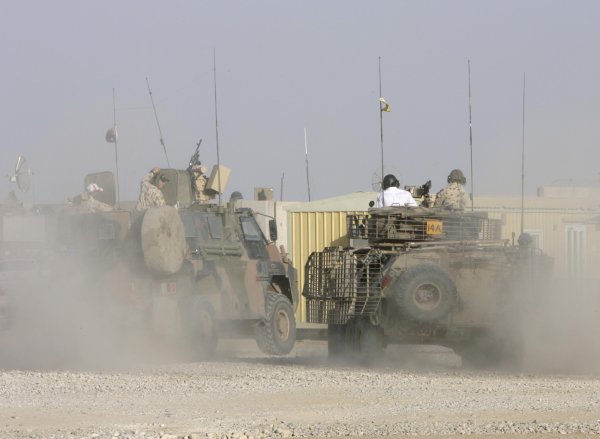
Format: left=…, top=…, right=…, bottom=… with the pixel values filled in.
left=230, top=191, right=243, bottom=201
left=447, top=169, right=466, bottom=184
left=382, top=174, right=400, bottom=190
left=518, top=232, right=534, bottom=247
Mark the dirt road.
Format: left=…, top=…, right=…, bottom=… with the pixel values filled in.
left=1, top=340, right=600, bottom=439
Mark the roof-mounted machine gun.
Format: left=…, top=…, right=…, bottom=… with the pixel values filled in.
left=187, top=139, right=212, bottom=203
left=405, top=180, right=432, bottom=207
left=185, top=138, right=231, bottom=204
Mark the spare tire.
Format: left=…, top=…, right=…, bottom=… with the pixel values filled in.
left=392, top=262, right=457, bottom=321
left=140, top=206, right=186, bottom=275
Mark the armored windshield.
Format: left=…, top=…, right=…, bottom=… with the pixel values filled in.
left=239, top=216, right=268, bottom=259
left=240, top=216, right=264, bottom=242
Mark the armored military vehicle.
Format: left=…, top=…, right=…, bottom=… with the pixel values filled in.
left=130, top=201, right=298, bottom=356
left=303, top=205, right=551, bottom=367
left=0, top=161, right=298, bottom=358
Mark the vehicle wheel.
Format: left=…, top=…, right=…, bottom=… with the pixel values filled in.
left=392, top=263, right=457, bottom=321
left=327, top=324, right=346, bottom=358
left=256, top=294, right=296, bottom=355
left=353, top=318, right=384, bottom=365
left=181, top=296, right=218, bottom=358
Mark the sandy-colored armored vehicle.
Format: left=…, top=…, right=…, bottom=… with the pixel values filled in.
left=130, top=200, right=298, bottom=356
left=0, top=160, right=298, bottom=358
left=303, top=205, right=552, bottom=366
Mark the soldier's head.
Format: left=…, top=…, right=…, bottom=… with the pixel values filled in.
left=155, top=173, right=169, bottom=189
left=382, top=174, right=400, bottom=190
left=447, top=169, right=466, bottom=185
left=86, top=183, right=103, bottom=199
left=230, top=191, right=243, bottom=202
left=518, top=232, right=534, bottom=248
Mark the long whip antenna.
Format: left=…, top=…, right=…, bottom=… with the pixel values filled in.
left=304, top=128, right=311, bottom=201
left=213, top=49, right=222, bottom=204
left=378, top=56, right=385, bottom=205
left=468, top=60, right=474, bottom=211
left=520, top=72, right=526, bottom=235
left=112, top=88, right=121, bottom=208
left=146, top=77, right=171, bottom=167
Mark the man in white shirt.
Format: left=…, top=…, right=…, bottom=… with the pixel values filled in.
left=376, top=174, right=418, bottom=207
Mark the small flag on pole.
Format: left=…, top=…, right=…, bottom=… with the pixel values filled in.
left=105, top=127, right=118, bottom=143
left=379, top=97, right=391, bottom=112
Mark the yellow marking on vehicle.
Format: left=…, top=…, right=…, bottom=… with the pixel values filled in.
left=426, top=220, right=443, bottom=235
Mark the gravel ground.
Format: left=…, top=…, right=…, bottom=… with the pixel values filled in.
left=2, top=339, right=600, bottom=439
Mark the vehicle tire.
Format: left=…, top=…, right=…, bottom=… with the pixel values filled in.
left=353, top=318, right=384, bottom=365
left=256, top=294, right=296, bottom=355
left=392, top=263, right=457, bottom=321
left=181, top=296, right=218, bottom=359
left=327, top=324, right=346, bottom=358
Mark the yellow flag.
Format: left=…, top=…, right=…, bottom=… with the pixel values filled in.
left=379, top=97, right=391, bottom=112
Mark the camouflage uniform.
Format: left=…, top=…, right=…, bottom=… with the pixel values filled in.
left=433, top=182, right=469, bottom=210
left=136, top=170, right=166, bottom=211
left=190, top=164, right=211, bottom=202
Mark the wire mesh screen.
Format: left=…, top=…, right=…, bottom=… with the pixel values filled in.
left=347, top=210, right=502, bottom=243
left=303, top=248, right=383, bottom=324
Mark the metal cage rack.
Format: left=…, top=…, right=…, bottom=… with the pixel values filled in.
left=304, top=247, right=383, bottom=324
left=347, top=210, right=502, bottom=243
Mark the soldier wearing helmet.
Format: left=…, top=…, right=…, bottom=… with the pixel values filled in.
left=74, top=183, right=113, bottom=212
left=136, top=166, right=169, bottom=211
left=433, top=169, right=469, bottom=211
left=376, top=174, right=418, bottom=208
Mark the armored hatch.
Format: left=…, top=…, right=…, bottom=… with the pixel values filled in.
left=156, top=169, right=193, bottom=208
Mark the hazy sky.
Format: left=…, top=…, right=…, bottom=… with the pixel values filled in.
left=1, top=1, right=599, bottom=204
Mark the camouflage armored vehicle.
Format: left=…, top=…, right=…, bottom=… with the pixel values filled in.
left=0, top=163, right=298, bottom=358
left=130, top=201, right=298, bottom=356
left=137, top=164, right=298, bottom=356
left=303, top=205, right=552, bottom=366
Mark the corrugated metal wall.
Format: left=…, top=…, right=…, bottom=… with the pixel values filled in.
left=288, top=210, right=365, bottom=322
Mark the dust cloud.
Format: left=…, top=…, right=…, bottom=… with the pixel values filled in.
left=0, top=236, right=220, bottom=371
left=1, top=208, right=599, bottom=376
left=460, top=252, right=600, bottom=375
left=0, top=266, right=194, bottom=371
left=517, top=280, right=600, bottom=375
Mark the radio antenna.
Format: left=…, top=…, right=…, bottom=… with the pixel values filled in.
left=378, top=56, right=385, bottom=205
left=112, top=88, right=121, bottom=208
left=304, top=128, right=311, bottom=201
left=213, top=49, right=222, bottom=204
left=468, top=60, right=474, bottom=211
left=280, top=172, right=285, bottom=202
left=520, top=72, right=526, bottom=235
left=146, top=77, right=171, bottom=167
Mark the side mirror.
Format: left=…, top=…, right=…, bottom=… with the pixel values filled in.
left=268, top=219, right=278, bottom=242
